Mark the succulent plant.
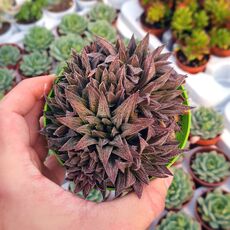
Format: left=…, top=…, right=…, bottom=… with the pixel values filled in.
left=0, top=68, right=14, bottom=98
left=89, top=3, right=116, bottom=23
left=193, top=10, right=209, bottom=29
left=0, top=45, right=21, bottom=68
left=87, top=20, right=117, bottom=44
left=58, top=14, right=88, bottom=36
left=191, top=150, right=230, bottom=183
left=24, top=26, right=54, bottom=52
left=53, top=61, right=67, bottom=76
left=197, top=189, right=230, bottom=230
left=166, top=168, right=194, bottom=210
left=20, top=51, right=52, bottom=77
left=42, top=35, right=190, bottom=200
left=156, top=211, right=200, bottom=230
left=191, top=107, right=224, bottom=140
left=210, top=28, right=230, bottom=50
left=50, top=35, right=86, bottom=62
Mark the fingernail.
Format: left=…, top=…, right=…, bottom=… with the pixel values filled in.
left=164, top=176, right=173, bottom=189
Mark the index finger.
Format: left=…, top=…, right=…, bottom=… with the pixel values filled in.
left=0, top=75, right=55, bottom=116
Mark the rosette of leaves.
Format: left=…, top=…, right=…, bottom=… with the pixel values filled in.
left=0, top=45, right=21, bottom=68
left=166, top=168, right=194, bottom=210
left=42, top=34, right=190, bottom=200
left=210, top=28, right=230, bottom=50
left=193, top=10, right=209, bottom=29
left=88, top=3, right=116, bottom=24
left=23, top=26, right=54, bottom=52
left=191, top=151, right=230, bottom=183
left=156, top=211, right=200, bottom=230
left=191, top=107, right=224, bottom=139
left=0, top=68, right=14, bottom=98
left=58, top=14, right=88, bottom=36
left=197, top=189, right=230, bottom=229
left=87, top=20, right=117, bottom=44
left=50, top=35, right=86, bottom=62
left=20, top=51, right=52, bottom=77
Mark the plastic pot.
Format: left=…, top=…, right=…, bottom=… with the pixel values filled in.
left=211, top=46, right=230, bottom=57
left=0, top=22, right=14, bottom=43
left=77, top=0, right=97, bottom=10
left=195, top=135, right=221, bottom=146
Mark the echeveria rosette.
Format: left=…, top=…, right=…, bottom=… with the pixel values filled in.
left=0, top=68, right=15, bottom=98
left=0, top=45, right=21, bottom=68
left=166, top=168, right=194, bottom=210
left=156, top=211, right=200, bottom=230
left=197, top=190, right=230, bottom=230
left=42, top=35, right=190, bottom=200
left=191, top=151, right=230, bottom=184
left=191, top=107, right=224, bottom=140
left=23, top=26, right=54, bottom=52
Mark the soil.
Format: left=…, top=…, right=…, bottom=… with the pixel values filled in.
left=0, top=22, right=11, bottom=35
left=177, top=50, right=209, bottom=67
left=48, top=0, right=73, bottom=12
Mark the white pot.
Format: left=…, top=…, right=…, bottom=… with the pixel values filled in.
left=107, top=0, right=128, bottom=9
left=77, top=0, right=97, bottom=10
left=0, top=23, right=15, bottom=43
left=44, top=0, right=77, bottom=20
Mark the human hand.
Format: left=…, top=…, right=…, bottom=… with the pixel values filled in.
left=0, top=76, right=173, bottom=230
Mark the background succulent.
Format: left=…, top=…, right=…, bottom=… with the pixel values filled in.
left=166, top=168, right=194, bottom=210
left=193, top=10, right=209, bottom=29
left=191, top=107, right=224, bottom=140
left=156, top=211, right=200, bottom=230
left=0, top=68, right=14, bottom=98
left=0, top=45, right=21, bottom=68
left=20, top=51, right=52, bottom=77
left=87, top=20, right=117, bottom=44
left=191, top=150, right=230, bottom=183
left=23, top=26, right=54, bottom=52
left=50, top=35, right=86, bottom=62
left=197, top=189, right=230, bottom=230
left=43, top=35, right=189, bottom=200
left=58, top=14, right=88, bottom=36
left=89, top=3, right=116, bottom=23
left=210, top=28, right=230, bottom=50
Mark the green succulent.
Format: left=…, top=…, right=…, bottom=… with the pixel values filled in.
left=191, top=107, right=224, bottom=140
left=89, top=3, right=116, bottom=24
left=87, top=20, right=117, bottom=44
left=166, top=168, right=194, bottom=210
left=50, top=35, right=86, bottom=62
left=15, top=1, right=43, bottom=23
left=198, top=189, right=230, bottom=229
left=0, top=68, right=14, bottom=98
left=58, top=14, right=88, bottom=36
left=20, top=51, right=52, bottom=77
left=0, top=45, right=21, bottom=68
left=180, top=29, right=210, bottom=62
left=210, top=28, right=230, bottom=50
left=53, top=61, right=67, bottom=76
left=24, top=26, right=54, bottom=52
left=191, top=151, right=230, bottom=183
left=194, top=10, right=209, bottom=29
left=156, top=211, right=200, bottom=230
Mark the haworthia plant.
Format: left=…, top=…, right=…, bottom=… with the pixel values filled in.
left=0, top=45, right=21, bottom=67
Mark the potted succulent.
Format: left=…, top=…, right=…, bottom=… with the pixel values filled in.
left=210, top=28, right=230, bottom=57
left=44, top=0, right=76, bottom=20
left=15, top=1, right=45, bottom=31
left=42, top=35, right=191, bottom=200
left=77, top=0, right=97, bottom=10
left=140, top=1, right=171, bottom=38
left=156, top=211, right=201, bottom=230
left=165, top=168, right=194, bottom=210
left=49, top=34, right=87, bottom=62
left=0, top=68, right=15, bottom=99
left=190, top=107, right=224, bottom=146
left=0, top=44, right=22, bottom=69
left=88, top=3, right=117, bottom=25
left=57, top=13, right=88, bottom=36
left=189, top=147, right=230, bottom=187
left=196, top=189, right=230, bottom=230
left=23, top=26, right=54, bottom=53
left=175, top=29, right=210, bottom=74
left=87, top=20, right=117, bottom=44
left=19, top=51, right=52, bottom=78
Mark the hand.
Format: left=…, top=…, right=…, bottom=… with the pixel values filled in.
left=0, top=76, right=173, bottom=230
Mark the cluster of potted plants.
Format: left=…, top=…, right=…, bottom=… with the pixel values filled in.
left=139, top=0, right=230, bottom=73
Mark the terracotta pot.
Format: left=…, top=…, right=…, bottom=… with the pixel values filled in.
left=175, top=51, right=209, bottom=74
left=195, top=135, right=221, bottom=146
left=211, top=46, right=230, bottom=57
left=189, top=146, right=229, bottom=188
